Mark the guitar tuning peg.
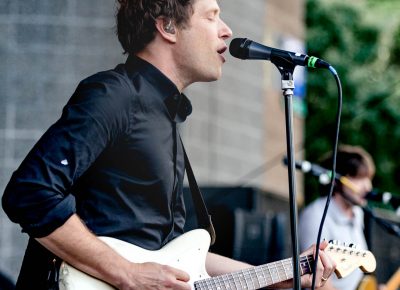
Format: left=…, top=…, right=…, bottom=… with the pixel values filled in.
left=349, top=243, right=357, bottom=249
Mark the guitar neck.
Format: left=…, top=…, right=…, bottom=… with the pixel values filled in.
left=194, top=254, right=314, bottom=290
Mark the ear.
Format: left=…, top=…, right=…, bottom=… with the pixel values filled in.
left=155, top=17, right=177, bottom=43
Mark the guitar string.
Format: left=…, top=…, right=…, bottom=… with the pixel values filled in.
left=194, top=255, right=314, bottom=290
left=195, top=260, right=297, bottom=289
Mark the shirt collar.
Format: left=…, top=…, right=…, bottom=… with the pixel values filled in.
left=330, top=197, right=361, bottom=226
left=125, top=55, right=192, bottom=123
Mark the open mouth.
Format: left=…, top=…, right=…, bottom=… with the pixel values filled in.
left=218, top=46, right=227, bottom=62
left=218, top=46, right=227, bottom=55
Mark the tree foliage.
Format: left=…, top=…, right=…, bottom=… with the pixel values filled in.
left=304, top=0, right=400, bottom=203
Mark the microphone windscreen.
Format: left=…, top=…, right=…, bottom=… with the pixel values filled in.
left=229, top=38, right=248, bottom=59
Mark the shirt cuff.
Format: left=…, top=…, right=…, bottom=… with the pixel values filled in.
left=22, top=194, right=76, bottom=238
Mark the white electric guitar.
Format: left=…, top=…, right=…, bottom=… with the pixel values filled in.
left=59, top=229, right=376, bottom=290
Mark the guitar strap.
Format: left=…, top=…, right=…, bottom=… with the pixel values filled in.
left=180, top=136, right=216, bottom=245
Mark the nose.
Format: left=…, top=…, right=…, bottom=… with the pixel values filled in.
left=356, top=178, right=372, bottom=196
left=364, top=179, right=373, bottom=193
left=219, top=18, right=232, bottom=40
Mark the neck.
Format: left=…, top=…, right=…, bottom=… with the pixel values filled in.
left=334, top=194, right=354, bottom=218
left=136, top=45, right=187, bottom=93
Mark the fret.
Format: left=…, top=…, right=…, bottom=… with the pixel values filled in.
left=299, top=257, right=307, bottom=275
left=253, top=267, right=264, bottom=288
left=252, top=268, right=259, bottom=288
left=229, top=273, right=238, bottom=290
left=214, top=275, right=219, bottom=289
left=306, top=255, right=314, bottom=275
left=239, top=270, right=246, bottom=289
left=301, top=255, right=311, bottom=275
left=264, top=264, right=274, bottom=285
left=194, top=281, right=199, bottom=290
left=221, top=274, right=230, bottom=289
left=243, top=269, right=250, bottom=289
left=231, top=272, right=239, bottom=289
left=267, top=264, right=274, bottom=285
left=283, top=259, right=293, bottom=280
left=217, top=277, right=223, bottom=289
left=306, top=256, right=312, bottom=275
left=247, top=268, right=258, bottom=289
left=202, top=279, right=208, bottom=290
left=277, top=259, right=288, bottom=281
left=273, top=261, right=282, bottom=282
left=194, top=279, right=205, bottom=290
left=260, top=264, right=270, bottom=287
left=221, top=274, right=228, bottom=289
left=242, top=268, right=250, bottom=289
left=272, top=262, right=280, bottom=283
left=208, top=277, right=215, bottom=289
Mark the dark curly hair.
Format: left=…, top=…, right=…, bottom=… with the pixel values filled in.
left=116, top=0, right=195, bottom=55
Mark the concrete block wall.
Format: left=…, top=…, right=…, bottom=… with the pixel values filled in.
left=0, top=0, right=124, bottom=280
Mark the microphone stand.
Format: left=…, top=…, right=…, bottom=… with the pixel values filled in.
left=275, top=64, right=301, bottom=290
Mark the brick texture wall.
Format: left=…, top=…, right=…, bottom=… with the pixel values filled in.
left=0, top=0, right=125, bottom=280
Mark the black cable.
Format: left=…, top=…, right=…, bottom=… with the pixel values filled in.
left=311, top=66, right=342, bottom=290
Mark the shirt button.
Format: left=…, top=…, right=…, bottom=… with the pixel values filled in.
left=173, top=94, right=179, bottom=101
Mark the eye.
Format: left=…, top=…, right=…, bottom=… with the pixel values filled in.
left=206, top=12, right=218, bottom=21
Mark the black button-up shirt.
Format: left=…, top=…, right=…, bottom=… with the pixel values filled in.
left=2, top=55, right=192, bottom=250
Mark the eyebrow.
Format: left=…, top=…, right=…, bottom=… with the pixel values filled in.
left=206, top=6, right=220, bottom=15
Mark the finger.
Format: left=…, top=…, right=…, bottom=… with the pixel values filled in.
left=318, top=239, right=329, bottom=250
left=168, top=266, right=190, bottom=282
left=318, top=249, right=336, bottom=283
left=311, top=241, right=336, bottom=277
left=174, top=280, right=192, bottom=290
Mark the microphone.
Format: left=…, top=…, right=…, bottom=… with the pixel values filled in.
left=284, top=157, right=360, bottom=193
left=366, top=190, right=400, bottom=211
left=229, top=38, right=331, bottom=69
left=284, top=157, right=400, bottom=214
left=283, top=157, right=337, bottom=185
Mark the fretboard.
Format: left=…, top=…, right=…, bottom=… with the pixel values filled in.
left=194, top=254, right=314, bottom=290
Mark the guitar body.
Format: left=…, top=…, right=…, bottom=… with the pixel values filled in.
left=357, top=274, right=378, bottom=290
left=357, top=268, right=400, bottom=290
left=59, top=229, right=211, bottom=290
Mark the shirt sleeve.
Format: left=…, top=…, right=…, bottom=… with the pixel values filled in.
left=2, top=71, right=133, bottom=238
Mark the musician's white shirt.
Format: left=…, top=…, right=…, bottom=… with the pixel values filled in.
left=299, top=197, right=368, bottom=290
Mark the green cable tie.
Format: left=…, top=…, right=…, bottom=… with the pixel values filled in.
left=308, top=56, right=318, bottom=68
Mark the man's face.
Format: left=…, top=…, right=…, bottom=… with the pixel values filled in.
left=342, top=175, right=372, bottom=206
left=174, top=0, right=232, bottom=85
